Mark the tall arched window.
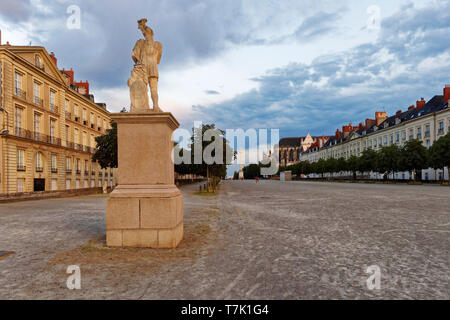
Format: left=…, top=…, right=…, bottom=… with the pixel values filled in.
left=289, top=149, right=294, bottom=162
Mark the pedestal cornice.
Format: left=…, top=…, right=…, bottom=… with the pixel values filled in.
left=110, top=111, right=180, bottom=130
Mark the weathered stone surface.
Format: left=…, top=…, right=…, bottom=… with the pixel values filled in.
left=106, top=230, right=123, bottom=247
left=105, top=198, right=139, bottom=230
left=140, top=196, right=181, bottom=229
left=122, top=229, right=158, bottom=247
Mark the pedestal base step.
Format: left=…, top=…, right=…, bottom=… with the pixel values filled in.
left=107, top=223, right=183, bottom=248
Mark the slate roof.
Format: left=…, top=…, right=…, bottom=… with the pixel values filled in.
left=279, top=137, right=304, bottom=147
left=301, top=94, right=449, bottom=155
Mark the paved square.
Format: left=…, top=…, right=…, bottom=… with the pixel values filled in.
left=0, top=181, right=448, bottom=299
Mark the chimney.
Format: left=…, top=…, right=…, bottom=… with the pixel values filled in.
left=408, top=105, right=415, bottom=111
left=335, top=129, right=341, bottom=140
left=416, top=98, right=426, bottom=110
left=365, top=119, right=375, bottom=130
left=50, top=52, right=57, bottom=67
left=357, top=122, right=362, bottom=131
left=375, top=111, right=387, bottom=126
left=396, top=110, right=402, bottom=116
left=444, top=85, right=450, bottom=104
left=62, top=68, right=75, bottom=84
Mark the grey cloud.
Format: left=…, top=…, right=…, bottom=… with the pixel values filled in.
left=1, top=0, right=344, bottom=89
left=192, top=1, right=450, bottom=137
left=204, top=90, right=220, bottom=95
left=0, top=0, right=31, bottom=22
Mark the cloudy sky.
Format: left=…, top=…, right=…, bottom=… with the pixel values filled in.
left=1, top=0, right=449, bottom=142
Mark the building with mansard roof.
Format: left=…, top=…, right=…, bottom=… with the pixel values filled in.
left=0, top=42, right=116, bottom=194
left=300, top=86, right=450, bottom=181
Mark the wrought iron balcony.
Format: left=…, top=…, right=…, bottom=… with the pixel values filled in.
left=51, top=168, right=58, bottom=173
left=76, top=169, right=81, bottom=175
left=34, top=96, right=43, bottom=107
left=50, top=104, right=59, bottom=113
left=14, top=88, right=26, bottom=100
left=17, top=164, right=26, bottom=172
left=84, top=171, right=89, bottom=176
left=65, top=111, right=72, bottom=119
left=99, top=172, right=103, bottom=177
left=36, top=166, right=43, bottom=172
left=74, top=116, right=80, bottom=122
left=66, top=169, right=72, bottom=174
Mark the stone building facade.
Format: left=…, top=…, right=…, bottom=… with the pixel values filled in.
left=0, top=44, right=116, bottom=194
left=300, top=86, right=450, bottom=180
left=279, top=133, right=331, bottom=167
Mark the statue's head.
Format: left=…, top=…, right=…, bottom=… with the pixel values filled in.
left=137, top=18, right=147, bottom=31
left=138, top=18, right=154, bottom=40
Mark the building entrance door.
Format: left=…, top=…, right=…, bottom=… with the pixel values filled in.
left=34, top=179, right=45, bottom=192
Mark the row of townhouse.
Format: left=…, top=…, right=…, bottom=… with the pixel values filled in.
left=300, top=86, right=450, bottom=180
left=0, top=43, right=116, bottom=194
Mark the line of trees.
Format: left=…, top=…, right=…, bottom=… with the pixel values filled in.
left=279, top=133, right=450, bottom=182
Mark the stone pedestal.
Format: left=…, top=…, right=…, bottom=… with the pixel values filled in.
left=106, top=112, right=183, bottom=248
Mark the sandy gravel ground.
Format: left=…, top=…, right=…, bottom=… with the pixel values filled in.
left=0, top=180, right=448, bottom=299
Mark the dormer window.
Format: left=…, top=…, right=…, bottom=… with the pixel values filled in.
left=395, top=118, right=401, bottom=125
left=384, top=122, right=388, bottom=128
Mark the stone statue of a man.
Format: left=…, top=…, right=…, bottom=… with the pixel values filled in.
left=130, top=18, right=162, bottom=112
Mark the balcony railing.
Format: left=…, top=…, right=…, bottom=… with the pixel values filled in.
left=98, top=127, right=101, bottom=132
left=91, top=124, right=94, bottom=129
left=66, top=169, right=72, bottom=174
left=438, top=128, right=444, bottom=135
left=12, top=128, right=61, bottom=146
left=99, top=172, right=103, bottom=177
left=425, top=131, right=430, bottom=138
left=84, top=171, right=89, bottom=176
left=36, top=167, right=43, bottom=172
left=50, top=104, right=59, bottom=113
left=14, top=88, right=26, bottom=100
left=17, top=164, right=26, bottom=172
left=91, top=171, right=95, bottom=175
left=34, top=96, right=43, bottom=107
left=76, top=169, right=81, bottom=175
left=51, top=168, right=58, bottom=173
left=65, top=111, right=72, bottom=119
left=74, top=116, right=80, bottom=122
left=83, top=120, right=87, bottom=126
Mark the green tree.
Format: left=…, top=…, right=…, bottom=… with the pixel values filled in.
left=347, top=155, right=360, bottom=180
left=302, top=161, right=312, bottom=176
left=378, top=145, right=402, bottom=179
left=359, top=149, right=378, bottom=179
left=188, top=123, right=236, bottom=181
left=325, top=158, right=338, bottom=179
left=336, top=157, right=347, bottom=176
left=315, top=158, right=327, bottom=178
left=401, top=140, right=429, bottom=181
left=243, top=163, right=260, bottom=179
left=429, top=133, right=450, bottom=182
left=92, top=121, right=117, bottom=169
